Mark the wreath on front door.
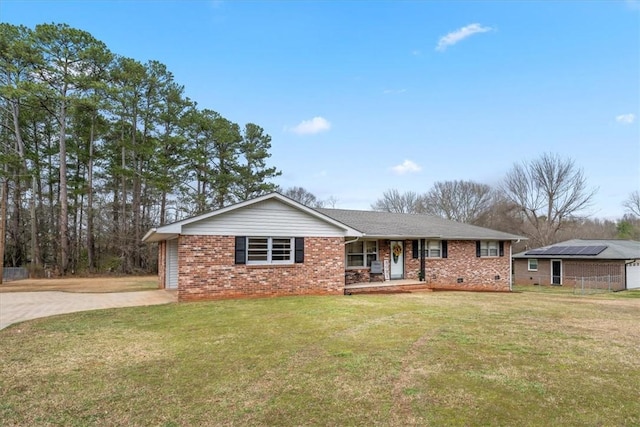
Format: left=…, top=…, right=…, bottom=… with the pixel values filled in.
left=392, top=243, right=402, bottom=264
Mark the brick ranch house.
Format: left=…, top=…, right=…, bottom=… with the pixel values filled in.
left=142, top=192, right=525, bottom=301
left=513, top=239, right=640, bottom=291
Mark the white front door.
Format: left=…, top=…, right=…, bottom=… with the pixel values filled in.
left=390, top=241, right=404, bottom=279
left=551, top=260, right=562, bottom=285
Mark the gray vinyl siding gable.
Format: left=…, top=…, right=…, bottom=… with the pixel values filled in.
left=182, top=199, right=348, bottom=237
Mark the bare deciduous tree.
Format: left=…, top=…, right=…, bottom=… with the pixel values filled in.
left=422, top=180, right=493, bottom=224
left=623, top=190, right=640, bottom=217
left=501, top=153, right=597, bottom=247
left=371, top=189, right=424, bottom=213
left=325, top=195, right=339, bottom=208
left=280, top=186, right=325, bottom=208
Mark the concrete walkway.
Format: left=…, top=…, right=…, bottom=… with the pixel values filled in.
left=0, top=290, right=177, bottom=330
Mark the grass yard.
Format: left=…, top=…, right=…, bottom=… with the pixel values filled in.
left=0, top=275, right=158, bottom=293
left=1, top=290, right=639, bottom=426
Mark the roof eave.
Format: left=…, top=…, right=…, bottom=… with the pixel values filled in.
left=142, top=231, right=179, bottom=243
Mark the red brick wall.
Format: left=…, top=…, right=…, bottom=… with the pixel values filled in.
left=176, top=235, right=345, bottom=301
left=514, top=258, right=625, bottom=290
left=348, top=239, right=511, bottom=291
left=405, top=240, right=512, bottom=291
left=563, top=261, right=625, bottom=290
left=513, top=258, right=550, bottom=285
left=345, top=267, right=385, bottom=285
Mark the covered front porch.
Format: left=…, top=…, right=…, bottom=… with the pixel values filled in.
left=344, top=279, right=432, bottom=295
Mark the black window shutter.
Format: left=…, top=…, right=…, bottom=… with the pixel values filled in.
left=295, top=237, right=304, bottom=263
left=235, top=236, right=246, bottom=264
left=442, top=240, right=448, bottom=258
left=499, top=241, right=505, bottom=257
left=476, top=241, right=481, bottom=257
left=412, top=240, right=419, bottom=259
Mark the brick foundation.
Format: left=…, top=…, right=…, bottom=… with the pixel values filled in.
left=176, top=235, right=345, bottom=301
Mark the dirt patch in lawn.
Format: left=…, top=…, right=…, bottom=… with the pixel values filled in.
left=0, top=275, right=159, bottom=293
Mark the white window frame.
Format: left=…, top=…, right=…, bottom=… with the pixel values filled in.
left=346, top=240, right=378, bottom=268
left=246, top=237, right=294, bottom=265
left=417, top=240, right=442, bottom=258
left=480, top=241, right=499, bottom=257
left=528, top=259, right=538, bottom=271
left=427, top=240, right=442, bottom=258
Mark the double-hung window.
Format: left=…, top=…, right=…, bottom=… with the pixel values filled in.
left=346, top=240, right=378, bottom=268
left=247, top=237, right=293, bottom=265
left=414, top=240, right=444, bottom=258
left=528, top=259, right=538, bottom=271
left=426, top=240, right=441, bottom=257
left=476, top=240, right=503, bottom=257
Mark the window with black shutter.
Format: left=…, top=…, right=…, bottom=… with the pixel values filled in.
left=295, top=237, right=304, bottom=263
left=477, top=240, right=500, bottom=257
left=235, top=236, right=246, bottom=264
left=241, top=237, right=296, bottom=265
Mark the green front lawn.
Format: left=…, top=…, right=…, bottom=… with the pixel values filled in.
left=1, top=290, right=638, bottom=426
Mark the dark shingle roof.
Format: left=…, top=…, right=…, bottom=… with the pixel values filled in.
left=315, top=208, right=524, bottom=240
left=513, top=239, right=640, bottom=260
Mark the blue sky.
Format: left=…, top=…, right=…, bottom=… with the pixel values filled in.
left=2, top=0, right=639, bottom=218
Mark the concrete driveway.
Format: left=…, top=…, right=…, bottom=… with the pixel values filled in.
left=0, top=290, right=176, bottom=330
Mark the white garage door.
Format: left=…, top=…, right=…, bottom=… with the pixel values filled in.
left=166, top=239, right=178, bottom=289
left=627, top=262, right=640, bottom=289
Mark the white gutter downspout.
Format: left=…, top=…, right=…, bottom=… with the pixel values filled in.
left=345, top=236, right=360, bottom=245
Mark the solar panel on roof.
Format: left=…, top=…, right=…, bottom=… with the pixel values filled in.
left=524, top=245, right=608, bottom=256
left=525, top=248, right=547, bottom=255
left=579, top=245, right=607, bottom=256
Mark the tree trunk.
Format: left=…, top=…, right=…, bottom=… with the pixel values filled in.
left=87, top=116, right=96, bottom=272
left=0, top=175, right=8, bottom=284
left=30, top=175, right=40, bottom=270
left=58, top=97, right=69, bottom=275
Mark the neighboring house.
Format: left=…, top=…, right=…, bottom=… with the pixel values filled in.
left=513, top=239, right=640, bottom=291
left=142, top=192, right=524, bottom=301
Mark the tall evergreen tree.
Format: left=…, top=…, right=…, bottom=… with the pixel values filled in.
left=234, top=123, right=280, bottom=201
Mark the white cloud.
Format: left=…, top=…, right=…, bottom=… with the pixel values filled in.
left=616, top=113, right=636, bottom=124
left=411, top=49, right=422, bottom=56
left=625, top=0, right=640, bottom=10
left=436, top=23, right=493, bottom=51
left=288, top=116, right=331, bottom=135
left=391, top=159, right=422, bottom=175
